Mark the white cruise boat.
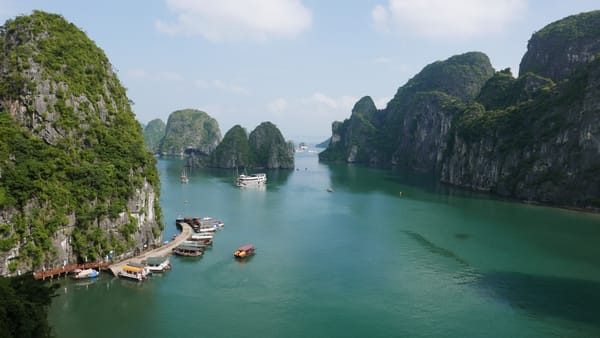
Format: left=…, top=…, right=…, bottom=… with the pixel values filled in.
left=118, top=264, right=148, bottom=281
left=190, top=233, right=214, bottom=240
left=141, top=257, right=171, bottom=273
left=236, top=173, right=266, bottom=187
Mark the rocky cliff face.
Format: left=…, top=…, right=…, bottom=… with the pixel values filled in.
left=320, top=52, right=494, bottom=170
left=441, top=11, right=600, bottom=209
left=320, top=11, right=600, bottom=210
left=318, top=96, right=378, bottom=163
left=0, top=11, right=163, bottom=275
left=249, top=122, right=295, bottom=169
left=208, top=125, right=251, bottom=168
left=159, top=109, right=221, bottom=156
left=519, top=10, right=600, bottom=82
left=208, top=122, right=294, bottom=169
left=442, top=58, right=600, bottom=208
left=143, top=118, right=166, bottom=153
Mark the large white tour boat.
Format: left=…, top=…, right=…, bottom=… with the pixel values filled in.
left=236, top=173, right=266, bottom=187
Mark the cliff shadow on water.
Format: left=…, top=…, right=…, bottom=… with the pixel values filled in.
left=475, top=271, right=600, bottom=327
left=323, top=160, right=505, bottom=205
left=403, top=229, right=600, bottom=328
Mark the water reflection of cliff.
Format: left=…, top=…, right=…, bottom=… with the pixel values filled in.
left=161, top=158, right=292, bottom=188
left=323, top=160, right=497, bottom=203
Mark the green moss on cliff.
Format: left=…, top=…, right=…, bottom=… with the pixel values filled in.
left=208, top=122, right=294, bottom=169
left=519, top=10, right=600, bottom=81
left=209, top=125, right=251, bottom=168
left=160, top=109, right=221, bottom=155
left=390, top=51, right=494, bottom=105
left=143, top=118, right=166, bottom=153
left=0, top=11, right=162, bottom=268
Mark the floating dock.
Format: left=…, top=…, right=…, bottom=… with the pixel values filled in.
left=108, top=222, right=193, bottom=276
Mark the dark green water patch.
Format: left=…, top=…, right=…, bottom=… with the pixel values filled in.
left=403, top=230, right=470, bottom=267
left=476, top=271, right=600, bottom=326
left=455, top=233, right=471, bottom=240
left=403, top=230, right=480, bottom=285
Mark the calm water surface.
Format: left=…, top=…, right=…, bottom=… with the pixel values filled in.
left=48, top=152, right=600, bottom=337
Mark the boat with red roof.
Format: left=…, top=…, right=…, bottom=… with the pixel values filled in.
left=234, top=244, right=256, bottom=258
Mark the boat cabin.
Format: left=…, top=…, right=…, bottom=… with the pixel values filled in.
left=120, top=264, right=148, bottom=281
left=141, top=256, right=171, bottom=273
left=234, top=244, right=256, bottom=258
left=172, top=245, right=203, bottom=257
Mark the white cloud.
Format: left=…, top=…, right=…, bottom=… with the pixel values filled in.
left=194, top=79, right=209, bottom=89
left=127, top=69, right=149, bottom=79
left=260, top=93, right=358, bottom=140
left=157, top=71, right=184, bottom=81
left=307, top=93, right=357, bottom=111
left=264, top=93, right=358, bottom=123
left=194, top=78, right=249, bottom=95
left=267, top=98, right=288, bottom=115
left=156, top=0, right=312, bottom=42
left=126, top=69, right=183, bottom=81
left=373, top=56, right=392, bottom=64
left=372, top=0, right=527, bottom=39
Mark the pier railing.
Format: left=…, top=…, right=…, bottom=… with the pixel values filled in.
left=33, top=262, right=110, bottom=280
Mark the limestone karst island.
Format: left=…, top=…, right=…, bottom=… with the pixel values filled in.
left=1, top=7, right=600, bottom=338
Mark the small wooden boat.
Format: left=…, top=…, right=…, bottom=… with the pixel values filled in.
left=234, top=244, right=256, bottom=258
left=73, top=268, right=99, bottom=279
left=118, top=264, right=148, bottom=281
left=180, top=168, right=189, bottom=183
left=172, top=245, right=204, bottom=257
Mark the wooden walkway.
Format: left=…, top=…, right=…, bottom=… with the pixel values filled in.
left=33, top=222, right=193, bottom=280
left=34, top=262, right=110, bottom=280
left=108, top=222, right=193, bottom=276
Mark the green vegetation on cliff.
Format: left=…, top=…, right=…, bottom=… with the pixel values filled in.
left=321, top=11, right=600, bottom=210
left=390, top=51, right=495, bottom=104
left=209, top=125, right=251, bottom=168
left=320, top=53, right=494, bottom=166
left=318, top=96, right=379, bottom=163
left=519, top=10, right=600, bottom=82
left=143, top=118, right=166, bottom=153
left=0, top=11, right=162, bottom=271
left=249, top=122, right=295, bottom=169
left=208, top=122, right=294, bottom=169
left=159, top=109, right=221, bottom=155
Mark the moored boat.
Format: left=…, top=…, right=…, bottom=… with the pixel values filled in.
left=73, top=268, right=99, bottom=279
left=200, top=217, right=224, bottom=229
left=190, top=233, right=214, bottom=240
left=236, top=173, right=266, bottom=187
left=172, top=245, right=203, bottom=257
left=187, top=237, right=213, bottom=246
left=234, top=244, right=256, bottom=258
left=118, top=264, right=148, bottom=281
left=181, top=240, right=208, bottom=248
left=141, top=256, right=172, bottom=273
left=180, top=168, right=189, bottom=183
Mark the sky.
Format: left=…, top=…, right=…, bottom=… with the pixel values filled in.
left=0, top=0, right=598, bottom=143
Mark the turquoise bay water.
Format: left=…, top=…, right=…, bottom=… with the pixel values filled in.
left=48, top=152, right=600, bottom=337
